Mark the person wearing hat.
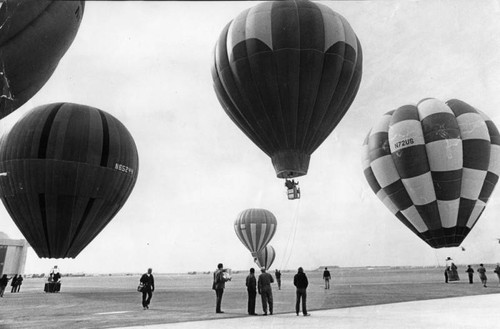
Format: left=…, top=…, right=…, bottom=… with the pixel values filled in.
left=257, top=267, right=274, bottom=315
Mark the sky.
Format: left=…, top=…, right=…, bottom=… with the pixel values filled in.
left=2, top=0, right=500, bottom=275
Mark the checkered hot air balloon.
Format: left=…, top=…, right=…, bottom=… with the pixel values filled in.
left=212, top=0, right=362, bottom=179
left=234, top=209, right=277, bottom=257
left=254, top=245, right=276, bottom=270
left=362, top=98, right=500, bottom=248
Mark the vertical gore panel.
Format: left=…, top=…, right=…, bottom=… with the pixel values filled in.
left=38, top=103, right=63, bottom=159
left=98, top=110, right=110, bottom=167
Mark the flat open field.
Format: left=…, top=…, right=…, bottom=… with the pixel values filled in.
left=1, top=267, right=499, bottom=329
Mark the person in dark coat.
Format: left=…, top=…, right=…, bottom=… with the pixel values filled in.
left=258, top=267, right=274, bottom=315
left=140, top=268, right=155, bottom=309
left=213, top=263, right=231, bottom=313
left=0, top=274, right=11, bottom=297
left=15, top=275, right=23, bottom=292
left=323, top=267, right=331, bottom=289
left=246, top=268, right=257, bottom=315
left=293, top=267, right=310, bottom=316
left=275, top=269, right=282, bottom=290
left=466, top=265, right=474, bottom=284
left=10, top=274, right=18, bottom=293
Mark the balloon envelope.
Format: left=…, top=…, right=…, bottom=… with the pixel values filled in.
left=212, top=0, right=362, bottom=178
left=0, top=103, right=139, bottom=258
left=0, top=1, right=85, bottom=119
left=362, top=98, right=500, bottom=248
left=254, top=245, right=276, bottom=270
left=234, top=208, right=277, bottom=256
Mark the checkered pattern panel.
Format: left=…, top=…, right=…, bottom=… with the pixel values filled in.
left=363, top=98, right=500, bottom=248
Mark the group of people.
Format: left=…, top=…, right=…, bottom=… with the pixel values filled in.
left=464, top=263, right=500, bottom=287
left=215, top=263, right=311, bottom=316
left=444, top=258, right=500, bottom=288
left=0, top=274, right=23, bottom=297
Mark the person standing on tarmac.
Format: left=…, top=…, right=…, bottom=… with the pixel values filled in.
left=258, top=267, right=274, bottom=315
left=246, top=268, right=257, bottom=315
left=213, top=263, right=231, bottom=314
left=294, top=267, right=310, bottom=316
left=466, top=265, right=474, bottom=284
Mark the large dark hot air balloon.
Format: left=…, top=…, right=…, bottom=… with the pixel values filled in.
left=0, top=103, right=139, bottom=258
left=212, top=0, right=362, bottom=180
left=362, top=98, right=500, bottom=248
left=0, top=1, right=85, bottom=119
left=234, top=208, right=277, bottom=257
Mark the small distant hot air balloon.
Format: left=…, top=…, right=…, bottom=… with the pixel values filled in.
left=212, top=0, right=362, bottom=198
left=362, top=98, right=500, bottom=248
left=234, top=209, right=277, bottom=257
left=0, top=103, right=139, bottom=258
left=254, top=245, right=276, bottom=270
left=0, top=1, right=85, bottom=119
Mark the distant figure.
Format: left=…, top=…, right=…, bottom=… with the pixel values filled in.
left=477, top=264, right=487, bottom=287
left=285, top=179, right=295, bottom=189
left=466, top=265, right=474, bottom=284
left=246, top=268, right=257, bottom=315
left=10, top=274, right=18, bottom=293
left=15, top=275, right=23, bottom=292
left=0, top=274, right=11, bottom=297
left=449, top=262, right=459, bottom=281
left=275, top=269, right=282, bottom=290
left=258, top=267, right=274, bottom=315
left=139, top=268, right=155, bottom=310
left=494, top=264, right=500, bottom=286
left=52, top=272, right=61, bottom=283
left=444, top=257, right=452, bottom=283
left=323, top=267, right=331, bottom=289
left=293, top=267, right=310, bottom=316
left=213, top=263, right=231, bottom=314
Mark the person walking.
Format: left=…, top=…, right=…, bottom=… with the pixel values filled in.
left=213, top=263, right=231, bottom=314
left=466, top=265, right=474, bottom=284
left=258, top=267, right=274, bottom=315
left=275, top=269, right=282, bottom=290
left=246, top=268, right=257, bottom=315
left=477, top=264, right=487, bottom=287
left=323, top=267, right=331, bottom=289
left=294, top=267, right=310, bottom=316
left=10, top=274, right=18, bottom=293
left=0, top=274, right=11, bottom=297
left=494, top=264, right=500, bottom=286
left=139, top=268, right=155, bottom=310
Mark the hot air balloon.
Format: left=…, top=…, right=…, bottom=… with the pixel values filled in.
left=0, top=1, right=85, bottom=119
left=234, top=208, right=277, bottom=257
left=254, top=245, right=276, bottom=270
left=362, top=98, right=500, bottom=248
left=212, top=0, right=362, bottom=196
left=0, top=103, right=139, bottom=258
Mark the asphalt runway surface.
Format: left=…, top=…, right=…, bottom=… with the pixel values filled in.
left=1, top=267, right=499, bottom=329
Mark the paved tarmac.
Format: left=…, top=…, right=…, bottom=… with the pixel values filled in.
left=119, top=293, right=500, bottom=329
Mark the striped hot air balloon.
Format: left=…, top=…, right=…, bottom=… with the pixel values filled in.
left=234, top=209, right=277, bottom=257
left=362, top=98, right=500, bottom=248
left=254, top=245, right=276, bottom=270
left=0, top=1, right=85, bottom=119
left=212, top=0, right=362, bottom=179
left=0, top=103, right=139, bottom=258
